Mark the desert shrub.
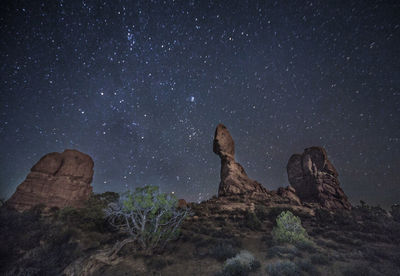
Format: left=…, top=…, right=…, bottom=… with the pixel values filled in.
left=243, top=211, right=261, bottom=230
left=295, top=239, right=317, bottom=253
left=79, top=192, right=119, bottom=231
left=317, top=239, right=341, bottom=250
left=315, top=208, right=333, bottom=224
left=255, top=204, right=269, bottom=221
left=329, top=233, right=362, bottom=246
left=57, top=206, right=79, bottom=221
left=105, top=186, right=191, bottom=253
left=332, top=209, right=354, bottom=226
left=56, top=191, right=119, bottom=233
left=310, top=253, right=330, bottom=265
left=342, top=262, right=381, bottom=276
left=266, top=260, right=300, bottom=276
left=220, top=250, right=260, bottom=276
left=209, top=241, right=239, bottom=261
left=48, top=227, right=77, bottom=248
left=391, top=204, right=400, bottom=222
left=271, top=211, right=309, bottom=245
left=0, top=206, right=84, bottom=275
left=0, top=206, right=49, bottom=272
left=295, top=258, right=320, bottom=275
left=267, top=245, right=301, bottom=259
left=146, top=256, right=173, bottom=270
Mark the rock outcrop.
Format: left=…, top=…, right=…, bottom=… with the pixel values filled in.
left=213, top=124, right=267, bottom=197
left=7, top=149, right=94, bottom=211
left=177, top=199, right=188, bottom=209
left=276, top=186, right=302, bottom=206
left=287, top=147, right=351, bottom=209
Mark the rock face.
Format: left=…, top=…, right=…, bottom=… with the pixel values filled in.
left=287, top=147, right=351, bottom=209
left=7, top=149, right=94, bottom=211
left=276, top=186, right=302, bottom=206
left=213, top=124, right=267, bottom=197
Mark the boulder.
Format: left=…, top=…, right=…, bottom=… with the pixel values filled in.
left=7, top=149, right=94, bottom=211
left=287, top=147, right=351, bottom=209
left=177, top=199, right=188, bottom=209
left=213, top=124, right=267, bottom=197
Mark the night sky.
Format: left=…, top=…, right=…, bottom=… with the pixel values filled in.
left=1, top=1, right=399, bottom=207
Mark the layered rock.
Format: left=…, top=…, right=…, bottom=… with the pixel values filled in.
left=287, top=147, right=351, bottom=209
left=276, top=186, right=302, bottom=205
left=7, top=149, right=94, bottom=211
left=213, top=124, right=267, bottom=197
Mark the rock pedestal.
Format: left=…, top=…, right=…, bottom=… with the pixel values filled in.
left=7, top=149, right=94, bottom=211
left=287, top=147, right=351, bottom=209
left=213, top=124, right=267, bottom=197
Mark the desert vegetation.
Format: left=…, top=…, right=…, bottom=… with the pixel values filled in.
left=104, top=185, right=191, bottom=254
left=1, top=190, right=400, bottom=275
left=271, top=210, right=309, bottom=245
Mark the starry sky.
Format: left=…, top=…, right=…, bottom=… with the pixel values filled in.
left=1, top=0, right=399, bottom=207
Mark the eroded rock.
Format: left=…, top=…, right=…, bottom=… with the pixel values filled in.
left=213, top=124, right=267, bottom=197
left=287, top=146, right=351, bottom=209
left=7, top=149, right=94, bottom=211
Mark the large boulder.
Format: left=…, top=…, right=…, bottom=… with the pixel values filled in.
left=287, top=147, right=351, bottom=209
left=213, top=124, right=267, bottom=197
left=7, top=149, right=94, bottom=211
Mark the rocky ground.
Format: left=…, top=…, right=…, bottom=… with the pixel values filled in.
left=1, top=194, right=400, bottom=276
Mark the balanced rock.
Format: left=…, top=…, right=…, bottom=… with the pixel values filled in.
left=7, top=149, right=94, bottom=211
left=213, top=124, right=267, bottom=197
left=287, top=147, right=351, bottom=209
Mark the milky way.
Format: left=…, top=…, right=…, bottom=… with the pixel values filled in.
left=1, top=1, right=399, bottom=206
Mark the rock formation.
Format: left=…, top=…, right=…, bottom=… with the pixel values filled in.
left=177, top=199, right=188, bottom=209
left=276, top=186, right=302, bottom=206
left=287, top=146, right=351, bottom=209
left=7, top=149, right=94, bottom=211
left=213, top=124, right=267, bottom=197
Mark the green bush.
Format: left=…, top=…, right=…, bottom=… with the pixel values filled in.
left=271, top=211, right=309, bottom=245
left=105, top=186, right=191, bottom=253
